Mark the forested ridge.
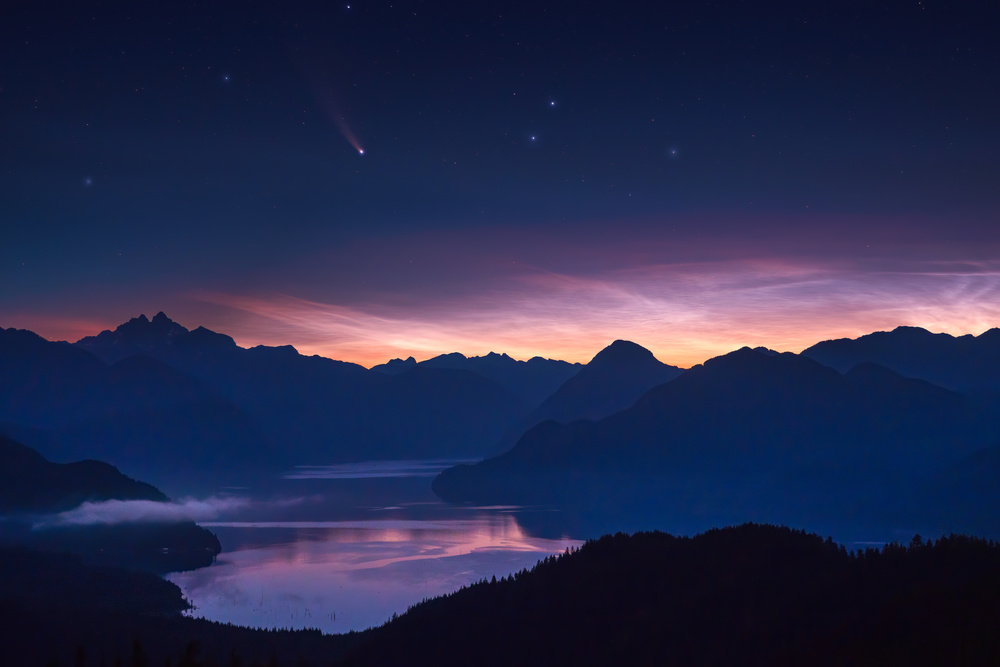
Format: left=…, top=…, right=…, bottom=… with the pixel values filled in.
left=10, top=524, right=1000, bottom=666
left=341, top=524, right=1000, bottom=665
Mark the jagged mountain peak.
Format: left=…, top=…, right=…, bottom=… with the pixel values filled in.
left=112, top=312, right=189, bottom=340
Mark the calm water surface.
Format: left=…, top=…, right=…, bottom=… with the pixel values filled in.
left=166, top=460, right=905, bottom=633
left=167, top=461, right=582, bottom=633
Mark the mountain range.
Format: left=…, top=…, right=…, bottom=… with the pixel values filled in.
left=802, top=325, right=1000, bottom=391
left=4, top=314, right=1000, bottom=539
left=435, top=342, right=1000, bottom=538
left=372, top=350, right=581, bottom=406
left=2, top=313, right=682, bottom=493
left=485, top=339, right=683, bottom=454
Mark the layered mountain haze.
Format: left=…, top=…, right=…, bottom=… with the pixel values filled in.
left=3, top=312, right=557, bottom=490
left=0, top=325, right=221, bottom=427
left=488, top=340, right=683, bottom=454
left=371, top=351, right=582, bottom=406
left=434, top=346, right=1000, bottom=537
left=6, top=314, right=1000, bottom=541
left=802, top=325, right=1000, bottom=392
left=894, top=445, right=1000, bottom=537
left=524, top=340, right=682, bottom=424
left=0, top=325, right=271, bottom=491
left=414, top=351, right=581, bottom=407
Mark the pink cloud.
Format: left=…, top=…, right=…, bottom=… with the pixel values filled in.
left=9, top=214, right=998, bottom=368
left=1, top=314, right=118, bottom=344
left=193, top=256, right=1000, bottom=368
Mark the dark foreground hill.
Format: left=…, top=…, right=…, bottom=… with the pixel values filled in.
left=344, top=525, right=1000, bottom=666
left=10, top=524, right=1000, bottom=666
left=0, top=434, right=165, bottom=513
left=0, top=546, right=354, bottom=667
left=0, top=435, right=221, bottom=573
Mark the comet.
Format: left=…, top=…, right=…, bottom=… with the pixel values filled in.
left=307, top=78, right=365, bottom=155
left=304, top=65, right=365, bottom=155
left=333, top=116, right=365, bottom=155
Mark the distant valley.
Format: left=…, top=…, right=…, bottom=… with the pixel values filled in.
left=4, top=314, right=1000, bottom=665
left=3, top=314, right=999, bottom=541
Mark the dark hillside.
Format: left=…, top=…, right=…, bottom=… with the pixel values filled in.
left=0, top=435, right=221, bottom=572
left=0, top=434, right=165, bottom=513
left=435, top=348, right=996, bottom=534
left=341, top=524, right=1000, bottom=666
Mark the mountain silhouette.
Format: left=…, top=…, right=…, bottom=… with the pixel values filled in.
left=373, top=351, right=582, bottom=407
left=416, top=351, right=581, bottom=406
left=74, top=313, right=534, bottom=470
left=1, top=326, right=279, bottom=492
left=434, top=347, right=996, bottom=534
left=485, top=340, right=682, bottom=454
left=528, top=340, right=682, bottom=423
left=75, top=312, right=190, bottom=364
left=0, top=434, right=166, bottom=513
left=802, top=325, right=1000, bottom=391
left=370, top=356, right=418, bottom=375
left=0, top=326, right=218, bottom=426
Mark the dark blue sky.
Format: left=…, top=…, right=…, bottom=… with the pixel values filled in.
left=3, top=1, right=998, bottom=365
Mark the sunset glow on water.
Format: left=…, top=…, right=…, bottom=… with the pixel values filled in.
left=168, top=514, right=581, bottom=633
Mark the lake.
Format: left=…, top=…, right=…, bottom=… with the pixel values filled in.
left=167, top=461, right=584, bottom=633
left=165, top=460, right=910, bottom=634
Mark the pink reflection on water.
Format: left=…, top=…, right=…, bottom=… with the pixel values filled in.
left=167, top=515, right=581, bottom=633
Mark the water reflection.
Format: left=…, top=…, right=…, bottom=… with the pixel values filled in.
left=168, top=512, right=581, bottom=633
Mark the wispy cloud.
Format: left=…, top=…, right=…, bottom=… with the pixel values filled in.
left=193, top=256, right=1000, bottom=368
left=12, top=217, right=999, bottom=369
left=1, top=314, right=119, bottom=344
left=35, top=496, right=251, bottom=528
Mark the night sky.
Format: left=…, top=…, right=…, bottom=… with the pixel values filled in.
left=3, top=1, right=998, bottom=367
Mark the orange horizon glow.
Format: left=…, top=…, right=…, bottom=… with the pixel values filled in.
left=8, top=256, right=999, bottom=370
left=8, top=315, right=997, bottom=370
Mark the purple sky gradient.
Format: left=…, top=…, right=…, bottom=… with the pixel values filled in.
left=3, top=2, right=997, bottom=362
left=10, top=214, right=998, bottom=367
